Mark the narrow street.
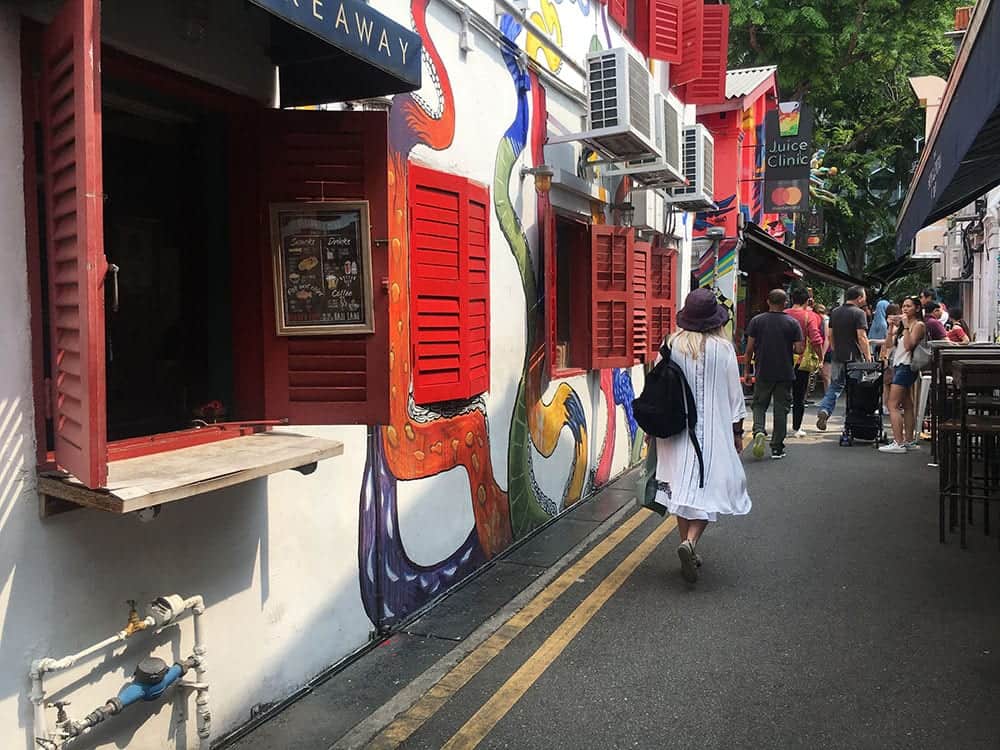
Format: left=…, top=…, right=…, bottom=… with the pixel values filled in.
left=231, top=415, right=1000, bottom=750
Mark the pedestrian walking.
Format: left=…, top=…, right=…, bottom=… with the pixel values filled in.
left=744, top=289, right=804, bottom=459
left=880, top=296, right=926, bottom=453
left=651, top=288, right=752, bottom=584
left=785, top=287, right=824, bottom=438
left=815, top=302, right=832, bottom=393
left=879, top=303, right=900, bottom=414
left=816, top=286, right=873, bottom=431
left=868, top=299, right=890, bottom=357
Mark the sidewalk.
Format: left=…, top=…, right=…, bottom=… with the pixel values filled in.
left=226, top=411, right=1000, bottom=749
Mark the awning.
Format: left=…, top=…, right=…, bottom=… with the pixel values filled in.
left=741, top=223, right=866, bottom=288
left=895, top=0, right=1000, bottom=257
left=866, top=254, right=937, bottom=287
left=247, top=0, right=422, bottom=107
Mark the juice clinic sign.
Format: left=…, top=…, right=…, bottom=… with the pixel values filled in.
left=764, top=102, right=813, bottom=213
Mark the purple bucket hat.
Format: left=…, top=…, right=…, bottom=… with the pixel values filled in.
left=676, top=288, right=730, bottom=332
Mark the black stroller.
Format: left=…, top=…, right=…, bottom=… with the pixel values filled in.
left=839, top=361, right=887, bottom=446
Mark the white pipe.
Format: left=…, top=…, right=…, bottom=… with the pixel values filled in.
left=31, top=595, right=206, bottom=749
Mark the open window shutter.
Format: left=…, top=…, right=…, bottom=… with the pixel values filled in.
left=42, top=0, right=108, bottom=488
left=648, top=244, right=677, bottom=356
left=648, top=0, right=683, bottom=63
left=633, top=241, right=650, bottom=362
left=259, top=110, right=390, bottom=424
left=463, top=182, right=491, bottom=397
left=609, top=0, right=628, bottom=28
left=590, top=226, right=634, bottom=369
left=669, top=0, right=704, bottom=86
left=409, top=164, right=467, bottom=404
left=683, top=3, right=730, bottom=104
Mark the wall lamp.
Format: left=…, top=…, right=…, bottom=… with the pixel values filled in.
left=611, top=201, right=635, bottom=227
left=520, top=164, right=555, bottom=193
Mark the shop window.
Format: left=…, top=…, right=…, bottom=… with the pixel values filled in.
left=24, top=2, right=364, bottom=497
left=550, top=217, right=638, bottom=374
left=407, top=164, right=491, bottom=405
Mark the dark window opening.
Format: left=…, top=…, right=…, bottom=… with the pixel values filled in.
left=554, top=214, right=590, bottom=371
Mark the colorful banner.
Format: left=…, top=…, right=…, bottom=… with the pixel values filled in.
left=764, top=102, right=813, bottom=213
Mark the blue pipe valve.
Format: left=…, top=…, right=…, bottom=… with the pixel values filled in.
left=117, top=657, right=185, bottom=707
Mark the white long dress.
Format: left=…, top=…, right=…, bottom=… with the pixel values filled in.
left=654, top=336, right=752, bottom=521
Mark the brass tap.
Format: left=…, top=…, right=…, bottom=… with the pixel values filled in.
left=124, top=600, right=148, bottom=637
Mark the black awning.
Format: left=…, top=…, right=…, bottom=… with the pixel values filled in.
left=895, top=0, right=1000, bottom=257
left=247, top=0, right=422, bottom=107
left=866, top=254, right=936, bottom=287
left=741, top=223, right=866, bottom=288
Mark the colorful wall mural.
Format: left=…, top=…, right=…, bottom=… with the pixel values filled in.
left=360, top=0, right=649, bottom=629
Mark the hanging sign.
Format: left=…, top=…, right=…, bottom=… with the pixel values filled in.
left=764, top=102, right=814, bottom=213
left=270, top=201, right=375, bottom=336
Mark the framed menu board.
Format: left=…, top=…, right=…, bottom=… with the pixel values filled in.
left=269, top=201, right=375, bottom=336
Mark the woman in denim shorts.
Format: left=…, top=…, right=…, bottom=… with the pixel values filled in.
left=879, top=297, right=926, bottom=454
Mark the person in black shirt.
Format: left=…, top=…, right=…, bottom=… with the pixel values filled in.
left=744, top=289, right=804, bottom=459
left=816, top=286, right=872, bottom=430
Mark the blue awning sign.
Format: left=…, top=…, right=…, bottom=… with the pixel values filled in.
left=248, top=0, right=422, bottom=93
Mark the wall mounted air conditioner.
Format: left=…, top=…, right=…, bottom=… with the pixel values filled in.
left=631, top=189, right=666, bottom=232
left=665, top=124, right=716, bottom=211
left=576, top=48, right=659, bottom=159
left=604, top=92, right=685, bottom=187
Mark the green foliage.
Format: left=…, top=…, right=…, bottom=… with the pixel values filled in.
left=729, top=0, right=961, bottom=277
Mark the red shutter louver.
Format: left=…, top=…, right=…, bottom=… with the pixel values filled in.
left=648, top=244, right=677, bottom=356
left=463, top=182, right=491, bottom=397
left=590, top=226, right=634, bottom=369
left=648, top=0, right=684, bottom=64
left=633, top=241, right=651, bottom=363
left=259, top=110, right=390, bottom=425
left=42, top=0, right=108, bottom=488
left=609, top=0, right=628, bottom=28
left=683, top=3, right=730, bottom=104
left=669, top=0, right=705, bottom=86
left=409, top=164, right=491, bottom=404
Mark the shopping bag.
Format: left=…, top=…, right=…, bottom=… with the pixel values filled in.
left=637, top=437, right=667, bottom=516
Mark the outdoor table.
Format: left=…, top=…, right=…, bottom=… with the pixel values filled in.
left=950, top=359, right=1000, bottom=548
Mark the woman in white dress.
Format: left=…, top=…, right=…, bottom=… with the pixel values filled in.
left=654, top=288, right=752, bottom=583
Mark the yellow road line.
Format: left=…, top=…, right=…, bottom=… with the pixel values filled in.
left=366, top=509, right=665, bottom=749
left=442, top=516, right=676, bottom=750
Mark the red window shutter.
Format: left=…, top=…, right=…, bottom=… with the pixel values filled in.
left=409, top=164, right=490, bottom=404
left=42, top=0, right=108, bottom=488
left=409, top=165, right=465, bottom=404
left=649, top=244, right=677, bottom=356
left=683, top=3, right=730, bottom=104
left=609, top=0, right=628, bottom=28
left=590, top=226, right=634, bottom=369
left=669, top=0, right=705, bottom=86
left=259, top=110, right=390, bottom=425
left=463, top=182, right=491, bottom=397
left=648, top=0, right=683, bottom=63
left=633, top=241, right=651, bottom=363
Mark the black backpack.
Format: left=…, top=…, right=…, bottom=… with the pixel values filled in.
left=632, top=344, right=705, bottom=488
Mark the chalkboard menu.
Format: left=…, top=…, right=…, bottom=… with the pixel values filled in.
left=269, top=201, right=375, bottom=335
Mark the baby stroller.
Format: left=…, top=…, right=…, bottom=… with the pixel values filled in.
left=839, top=361, right=887, bottom=447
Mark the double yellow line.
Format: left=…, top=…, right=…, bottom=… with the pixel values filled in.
left=367, top=511, right=676, bottom=749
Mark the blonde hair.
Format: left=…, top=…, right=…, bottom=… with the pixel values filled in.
left=667, top=327, right=728, bottom=360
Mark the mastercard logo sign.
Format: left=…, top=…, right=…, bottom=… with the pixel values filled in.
left=770, top=185, right=804, bottom=207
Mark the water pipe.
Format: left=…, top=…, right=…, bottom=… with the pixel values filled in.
left=30, top=594, right=209, bottom=750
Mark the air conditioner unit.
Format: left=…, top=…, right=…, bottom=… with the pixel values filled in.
left=578, top=48, right=658, bottom=160
left=604, top=92, right=685, bottom=186
left=631, top=189, right=666, bottom=231
left=940, top=237, right=963, bottom=281
left=665, top=124, right=716, bottom=211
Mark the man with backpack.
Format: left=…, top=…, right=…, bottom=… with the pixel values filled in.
left=744, top=289, right=805, bottom=460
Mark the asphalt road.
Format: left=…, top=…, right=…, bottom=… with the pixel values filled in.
left=234, top=415, right=1000, bottom=750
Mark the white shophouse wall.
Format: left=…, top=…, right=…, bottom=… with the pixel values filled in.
left=0, top=2, right=696, bottom=748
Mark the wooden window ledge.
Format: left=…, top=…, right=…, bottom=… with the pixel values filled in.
left=38, top=432, right=343, bottom=517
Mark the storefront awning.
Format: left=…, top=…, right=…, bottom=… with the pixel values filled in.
left=866, top=254, right=937, bottom=287
left=895, top=0, right=1000, bottom=257
left=741, top=223, right=866, bottom=288
left=247, top=0, right=422, bottom=107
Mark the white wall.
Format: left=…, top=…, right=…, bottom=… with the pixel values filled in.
left=0, top=1, right=686, bottom=747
